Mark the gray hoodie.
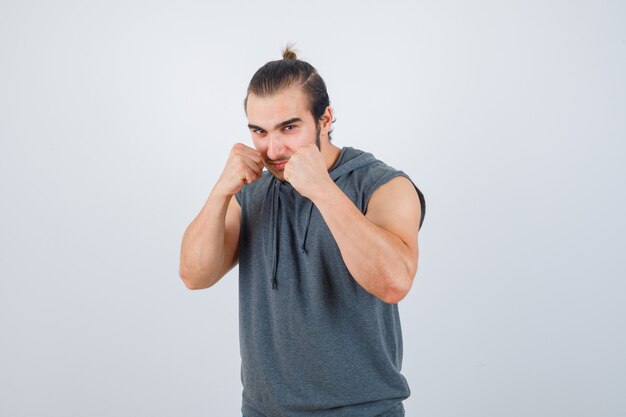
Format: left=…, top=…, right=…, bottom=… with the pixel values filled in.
left=235, top=146, right=425, bottom=417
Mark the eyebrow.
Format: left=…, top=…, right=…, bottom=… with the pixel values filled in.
left=248, top=117, right=303, bottom=132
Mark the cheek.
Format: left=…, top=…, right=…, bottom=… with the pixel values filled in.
left=251, top=138, right=267, bottom=154
left=289, top=130, right=314, bottom=149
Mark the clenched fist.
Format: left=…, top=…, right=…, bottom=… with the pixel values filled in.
left=213, top=143, right=264, bottom=198
left=284, top=144, right=334, bottom=200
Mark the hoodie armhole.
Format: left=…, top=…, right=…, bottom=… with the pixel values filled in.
left=235, top=187, right=244, bottom=206
left=364, top=171, right=426, bottom=231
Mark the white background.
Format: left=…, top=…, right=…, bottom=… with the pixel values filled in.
left=1, top=1, right=625, bottom=416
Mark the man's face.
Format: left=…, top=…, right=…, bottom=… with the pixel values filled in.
left=246, top=85, right=320, bottom=180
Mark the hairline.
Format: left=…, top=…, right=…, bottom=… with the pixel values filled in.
left=244, top=81, right=322, bottom=123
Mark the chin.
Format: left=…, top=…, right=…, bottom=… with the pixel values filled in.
left=267, top=169, right=286, bottom=181
left=272, top=172, right=286, bottom=180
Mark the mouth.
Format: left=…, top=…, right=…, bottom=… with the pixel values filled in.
left=269, top=160, right=288, bottom=170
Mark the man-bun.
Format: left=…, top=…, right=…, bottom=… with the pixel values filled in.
left=282, top=44, right=298, bottom=60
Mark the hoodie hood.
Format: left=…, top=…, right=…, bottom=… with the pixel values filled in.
left=268, top=147, right=378, bottom=290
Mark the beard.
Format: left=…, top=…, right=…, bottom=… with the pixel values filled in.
left=314, top=123, right=321, bottom=151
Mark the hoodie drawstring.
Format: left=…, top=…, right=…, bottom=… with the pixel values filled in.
left=270, top=178, right=280, bottom=290
left=270, top=178, right=313, bottom=289
left=300, top=202, right=314, bottom=254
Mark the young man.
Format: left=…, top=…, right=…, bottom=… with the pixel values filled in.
left=179, top=46, right=425, bottom=417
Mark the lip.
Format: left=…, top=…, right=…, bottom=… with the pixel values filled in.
left=270, top=161, right=288, bottom=170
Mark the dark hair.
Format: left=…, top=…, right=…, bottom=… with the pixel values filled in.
left=243, top=44, right=335, bottom=141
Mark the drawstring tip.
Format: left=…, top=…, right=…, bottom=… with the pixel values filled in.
left=272, top=279, right=278, bottom=290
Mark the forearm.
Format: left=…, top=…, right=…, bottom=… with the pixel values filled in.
left=179, top=190, right=231, bottom=289
left=311, top=183, right=414, bottom=304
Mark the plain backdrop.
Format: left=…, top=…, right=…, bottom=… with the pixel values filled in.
left=1, top=1, right=625, bottom=416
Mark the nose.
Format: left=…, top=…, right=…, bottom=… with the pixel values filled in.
left=267, top=133, right=285, bottom=161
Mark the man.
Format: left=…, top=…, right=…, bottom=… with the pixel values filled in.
left=179, top=46, right=426, bottom=417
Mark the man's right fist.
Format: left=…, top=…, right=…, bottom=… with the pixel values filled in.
left=214, top=143, right=264, bottom=197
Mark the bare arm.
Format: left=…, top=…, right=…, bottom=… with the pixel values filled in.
left=178, top=143, right=263, bottom=290
left=179, top=194, right=241, bottom=290
left=311, top=176, right=421, bottom=304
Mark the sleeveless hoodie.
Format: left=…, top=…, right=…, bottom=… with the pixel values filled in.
left=235, top=146, right=426, bottom=417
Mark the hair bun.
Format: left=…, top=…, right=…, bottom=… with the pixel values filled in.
left=282, top=44, right=298, bottom=60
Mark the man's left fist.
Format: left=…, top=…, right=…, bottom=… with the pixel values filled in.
left=284, top=144, right=333, bottom=200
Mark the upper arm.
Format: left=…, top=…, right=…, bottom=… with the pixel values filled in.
left=217, top=195, right=241, bottom=279
left=365, top=176, right=422, bottom=275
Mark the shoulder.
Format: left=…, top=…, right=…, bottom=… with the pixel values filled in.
left=342, top=147, right=403, bottom=184
left=366, top=176, right=423, bottom=229
left=345, top=148, right=426, bottom=231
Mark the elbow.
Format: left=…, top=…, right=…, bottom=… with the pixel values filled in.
left=179, top=265, right=213, bottom=291
left=378, top=246, right=418, bottom=304
left=379, top=262, right=417, bottom=304
left=180, top=275, right=202, bottom=291
left=179, top=269, right=200, bottom=290
left=380, top=277, right=412, bottom=304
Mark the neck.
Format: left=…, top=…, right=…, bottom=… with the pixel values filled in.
left=321, top=142, right=341, bottom=171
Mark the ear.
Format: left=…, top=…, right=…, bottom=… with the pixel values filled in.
left=320, top=106, right=333, bottom=134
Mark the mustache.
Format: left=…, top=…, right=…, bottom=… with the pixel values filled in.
left=266, top=157, right=290, bottom=163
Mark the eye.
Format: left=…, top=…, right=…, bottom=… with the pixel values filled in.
left=283, top=125, right=296, bottom=131
left=252, top=128, right=265, bottom=135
